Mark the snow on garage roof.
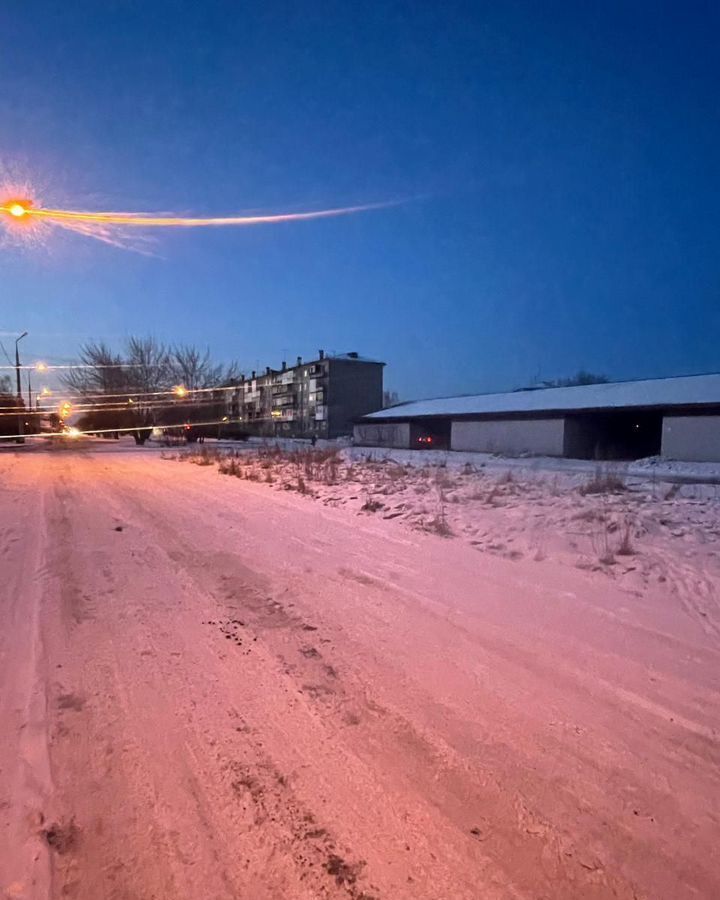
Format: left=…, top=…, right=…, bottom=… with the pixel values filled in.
left=363, top=373, right=720, bottom=420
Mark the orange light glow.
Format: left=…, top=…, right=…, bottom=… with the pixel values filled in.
left=173, top=385, right=188, bottom=398
left=1, top=197, right=35, bottom=229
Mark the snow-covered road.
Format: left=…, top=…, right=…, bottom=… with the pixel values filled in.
left=1, top=442, right=718, bottom=899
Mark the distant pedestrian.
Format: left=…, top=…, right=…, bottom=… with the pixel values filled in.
left=310, top=435, right=317, bottom=447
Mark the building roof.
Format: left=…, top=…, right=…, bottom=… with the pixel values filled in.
left=329, top=352, right=385, bottom=364
left=362, top=373, right=720, bottom=420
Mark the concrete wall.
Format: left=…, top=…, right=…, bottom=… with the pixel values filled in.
left=661, top=415, right=720, bottom=462
left=327, top=361, right=384, bottom=438
left=353, top=421, right=411, bottom=449
left=451, top=418, right=565, bottom=456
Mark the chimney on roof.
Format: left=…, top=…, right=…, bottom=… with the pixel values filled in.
left=241, top=373, right=245, bottom=383
left=318, top=349, right=325, bottom=360
left=281, top=360, right=286, bottom=371
left=348, top=351, right=359, bottom=359
left=297, top=356, right=302, bottom=367
left=265, top=366, right=271, bottom=376
left=251, top=370, right=256, bottom=379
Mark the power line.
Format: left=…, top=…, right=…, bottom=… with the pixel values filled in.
left=0, top=416, right=231, bottom=441
left=0, top=340, right=14, bottom=367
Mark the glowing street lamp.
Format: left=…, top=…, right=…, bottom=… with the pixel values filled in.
left=36, top=386, right=52, bottom=410
left=35, top=361, right=48, bottom=372
left=173, top=385, right=188, bottom=398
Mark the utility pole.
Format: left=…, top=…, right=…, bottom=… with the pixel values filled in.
left=27, top=369, right=32, bottom=411
left=15, top=331, right=27, bottom=444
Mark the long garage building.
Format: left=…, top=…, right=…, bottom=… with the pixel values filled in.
left=354, top=373, right=720, bottom=462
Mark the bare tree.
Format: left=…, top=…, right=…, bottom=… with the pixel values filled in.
left=383, top=390, right=400, bottom=408
left=60, top=341, right=128, bottom=396
left=62, top=336, right=240, bottom=443
left=125, top=336, right=171, bottom=395
left=167, top=344, right=240, bottom=390
left=538, top=370, right=609, bottom=388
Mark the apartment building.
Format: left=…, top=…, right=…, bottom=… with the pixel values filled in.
left=226, top=351, right=384, bottom=439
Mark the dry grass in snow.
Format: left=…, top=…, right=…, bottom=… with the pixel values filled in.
left=168, top=446, right=720, bottom=636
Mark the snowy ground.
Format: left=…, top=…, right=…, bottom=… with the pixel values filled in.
left=1, top=438, right=719, bottom=899
left=173, top=442, right=720, bottom=606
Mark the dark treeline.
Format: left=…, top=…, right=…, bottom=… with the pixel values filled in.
left=0, top=391, right=60, bottom=440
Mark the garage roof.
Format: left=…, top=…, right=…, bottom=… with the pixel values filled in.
left=364, top=373, right=720, bottom=420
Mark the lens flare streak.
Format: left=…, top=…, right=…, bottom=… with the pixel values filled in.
left=22, top=203, right=383, bottom=227
left=0, top=196, right=389, bottom=252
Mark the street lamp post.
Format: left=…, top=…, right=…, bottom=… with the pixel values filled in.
left=15, top=331, right=28, bottom=444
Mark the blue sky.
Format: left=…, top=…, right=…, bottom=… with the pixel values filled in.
left=1, top=0, right=718, bottom=399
